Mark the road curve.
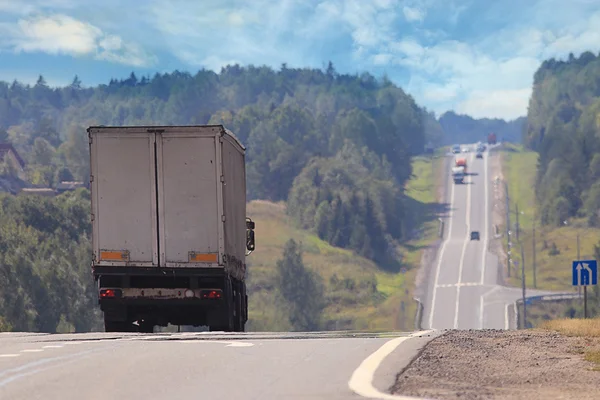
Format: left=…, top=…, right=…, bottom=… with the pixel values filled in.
left=424, top=145, right=554, bottom=330
left=0, top=330, right=438, bottom=400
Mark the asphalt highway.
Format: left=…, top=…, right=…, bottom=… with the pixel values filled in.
left=424, top=145, right=554, bottom=330
left=0, top=330, right=438, bottom=400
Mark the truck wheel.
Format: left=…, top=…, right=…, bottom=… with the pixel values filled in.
left=208, top=306, right=235, bottom=332
left=239, top=292, right=247, bottom=332
left=138, top=320, right=155, bottom=333
left=104, top=318, right=136, bottom=332
left=233, top=288, right=243, bottom=332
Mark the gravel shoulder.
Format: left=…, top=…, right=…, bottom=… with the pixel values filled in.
left=392, top=329, right=600, bottom=400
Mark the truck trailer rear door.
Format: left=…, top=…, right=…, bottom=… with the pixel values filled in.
left=156, top=127, right=222, bottom=268
left=89, top=128, right=159, bottom=267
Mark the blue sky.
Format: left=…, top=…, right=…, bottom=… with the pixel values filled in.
left=1, top=0, right=600, bottom=120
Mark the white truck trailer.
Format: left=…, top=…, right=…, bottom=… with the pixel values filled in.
left=88, top=125, right=256, bottom=333
left=452, top=166, right=465, bottom=184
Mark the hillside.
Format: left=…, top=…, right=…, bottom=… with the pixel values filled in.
left=0, top=66, right=446, bottom=333
left=246, top=155, right=441, bottom=331
left=523, top=51, right=600, bottom=227
left=500, top=50, right=600, bottom=323
left=439, top=111, right=526, bottom=145
left=0, top=66, right=441, bottom=270
left=0, top=154, right=440, bottom=333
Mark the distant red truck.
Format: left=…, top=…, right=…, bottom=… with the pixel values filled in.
left=488, top=132, right=497, bottom=145
left=455, top=157, right=467, bottom=174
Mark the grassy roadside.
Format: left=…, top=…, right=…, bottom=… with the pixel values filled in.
left=539, top=319, right=600, bottom=371
left=501, top=144, right=600, bottom=290
left=501, top=143, right=600, bottom=326
left=246, top=155, right=444, bottom=332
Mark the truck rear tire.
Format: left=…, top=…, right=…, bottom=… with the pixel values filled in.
left=233, top=288, right=243, bottom=332
left=138, top=320, right=155, bottom=333
left=104, top=317, right=136, bottom=333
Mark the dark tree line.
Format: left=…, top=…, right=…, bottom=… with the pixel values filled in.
left=0, top=189, right=100, bottom=332
left=0, top=63, right=440, bottom=267
left=524, top=51, right=600, bottom=226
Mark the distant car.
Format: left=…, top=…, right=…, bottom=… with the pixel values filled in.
left=462, top=146, right=469, bottom=153
left=451, top=144, right=461, bottom=154
left=470, top=231, right=480, bottom=241
left=476, top=152, right=483, bottom=159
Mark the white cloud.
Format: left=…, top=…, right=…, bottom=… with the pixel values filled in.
left=403, top=6, right=425, bottom=22
left=356, top=1, right=600, bottom=119
left=373, top=53, right=394, bottom=65
left=389, top=38, right=541, bottom=118
left=422, top=81, right=461, bottom=102
left=2, top=0, right=600, bottom=120
left=456, top=88, right=531, bottom=120
left=0, top=14, right=156, bottom=67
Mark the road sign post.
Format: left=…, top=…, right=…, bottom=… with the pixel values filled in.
left=571, top=260, right=598, bottom=318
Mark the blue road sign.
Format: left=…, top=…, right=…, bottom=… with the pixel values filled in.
left=572, top=260, right=598, bottom=286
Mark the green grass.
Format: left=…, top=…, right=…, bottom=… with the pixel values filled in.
left=246, top=155, right=443, bottom=332
left=501, top=144, right=600, bottom=292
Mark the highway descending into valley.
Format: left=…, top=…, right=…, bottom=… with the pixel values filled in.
left=423, top=145, right=554, bottom=330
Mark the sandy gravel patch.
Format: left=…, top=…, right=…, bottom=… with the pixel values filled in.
left=392, top=329, right=600, bottom=400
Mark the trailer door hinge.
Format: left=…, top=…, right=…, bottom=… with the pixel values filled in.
left=221, top=215, right=226, bottom=222
left=220, top=175, right=225, bottom=183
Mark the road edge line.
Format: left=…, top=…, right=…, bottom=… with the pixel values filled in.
left=428, top=155, right=456, bottom=329
left=348, top=330, right=438, bottom=400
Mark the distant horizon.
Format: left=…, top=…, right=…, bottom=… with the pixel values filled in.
left=0, top=65, right=528, bottom=123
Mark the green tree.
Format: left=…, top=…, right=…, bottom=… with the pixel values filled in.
left=276, top=239, right=325, bottom=331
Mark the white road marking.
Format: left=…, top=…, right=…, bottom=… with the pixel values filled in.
left=454, top=153, right=473, bottom=329
left=480, top=286, right=502, bottom=329
left=180, top=340, right=255, bottom=347
left=505, top=303, right=510, bottom=330
left=428, top=159, right=456, bottom=329
left=20, top=349, right=43, bottom=353
left=348, top=330, right=434, bottom=400
left=480, top=150, right=489, bottom=287
left=42, top=345, right=64, bottom=349
left=0, top=354, right=20, bottom=358
left=226, top=342, right=254, bottom=347
left=437, top=282, right=482, bottom=288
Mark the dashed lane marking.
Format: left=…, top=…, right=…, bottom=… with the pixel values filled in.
left=437, top=282, right=489, bottom=288
left=180, top=340, right=255, bottom=347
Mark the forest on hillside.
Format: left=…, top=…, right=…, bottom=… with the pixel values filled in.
left=524, top=51, right=600, bottom=227
left=0, top=63, right=449, bottom=332
left=0, top=63, right=442, bottom=268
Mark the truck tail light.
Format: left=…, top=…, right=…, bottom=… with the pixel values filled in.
left=200, top=289, right=223, bottom=299
left=100, top=288, right=122, bottom=298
